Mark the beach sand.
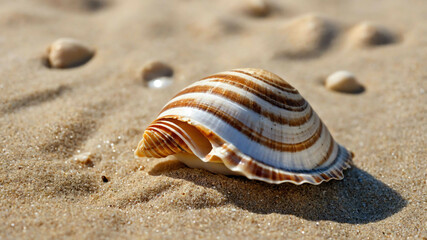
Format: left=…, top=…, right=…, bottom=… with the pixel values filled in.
left=0, top=0, right=426, bottom=239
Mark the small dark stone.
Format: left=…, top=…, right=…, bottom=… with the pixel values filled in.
left=101, top=175, right=109, bottom=183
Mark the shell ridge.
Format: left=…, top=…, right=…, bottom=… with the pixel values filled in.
left=185, top=123, right=351, bottom=183
left=219, top=140, right=352, bottom=184
left=231, top=69, right=297, bottom=93
left=149, top=121, right=191, bottom=154
left=160, top=93, right=313, bottom=133
left=215, top=71, right=300, bottom=102
left=139, top=130, right=166, bottom=158
left=158, top=110, right=323, bottom=153
left=154, top=119, right=213, bottom=160
left=158, top=106, right=333, bottom=171
left=158, top=97, right=318, bottom=145
left=199, top=74, right=303, bottom=104
left=160, top=115, right=336, bottom=173
left=148, top=128, right=177, bottom=156
left=170, top=81, right=307, bottom=112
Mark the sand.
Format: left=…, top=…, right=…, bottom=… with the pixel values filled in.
left=0, top=0, right=426, bottom=239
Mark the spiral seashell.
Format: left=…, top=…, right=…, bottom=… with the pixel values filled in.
left=135, top=68, right=353, bottom=184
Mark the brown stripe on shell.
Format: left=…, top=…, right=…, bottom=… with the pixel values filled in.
left=231, top=69, right=298, bottom=94
left=331, top=169, right=343, bottom=178
left=145, top=130, right=175, bottom=156
left=158, top=99, right=323, bottom=152
left=139, top=121, right=192, bottom=158
left=220, top=142, right=350, bottom=184
left=157, top=119, right=200, bottom=154
left=201, top=123, right=349, bottom=184
left=314, top=135, right=335, bottom=168
left=320, top=173, right=329, bottom=179
left=148, top=127, right=187, bottom=155
left=271, top=170, right=278, bottom=181
left=219, top=144, right=308, bottom=183
left=146, top=121, right=194, bottom=154
left=312, top=175, right=323, bottom=183
left=140, top=130, right=166, bottom=158
left=254, top=163, right=263, bottom=177
left=169, top=85, right=313, bottom=126
left=150, top=125, right=183, bottom=155
left=144, top=126, right=178, bottom=152
left=141, top=129, right=177, bottom=157
left=199, top=74, right=306, bottom=110
left=176, top=81, right=307, bottom=111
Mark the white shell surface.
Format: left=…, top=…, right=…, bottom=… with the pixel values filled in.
left=136, top=68, right=353, bottom=184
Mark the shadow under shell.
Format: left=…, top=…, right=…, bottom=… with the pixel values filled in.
left=149, top=163, right=406, bottom=224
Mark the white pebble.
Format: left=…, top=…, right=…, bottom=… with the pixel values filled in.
left=325, top=70, right=364, bottom=93
left=46, top=38, right=94, bottom=68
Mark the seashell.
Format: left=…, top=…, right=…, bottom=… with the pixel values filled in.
left=135, top=68, right=353, bottom=184
left=46, top=38, right=95, bottom=68
left=325, top=70, right=364, bottom=93
left=346, top=21, right=395, bottom=48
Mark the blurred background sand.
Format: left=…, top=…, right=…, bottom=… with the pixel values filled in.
left=0, top=0, right=425, bottom=239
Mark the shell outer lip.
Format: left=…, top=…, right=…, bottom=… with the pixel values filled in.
left=148, top=115, right=353, bottom=185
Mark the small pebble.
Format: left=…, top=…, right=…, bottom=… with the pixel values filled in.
left=72, top=152, right=95, bottom=167
left=280, top=14, right=336, bottom=58
left=325, top=70, right=364, bottom=93
left=243, top=0, right=270, bottom=17
left=141, top=61, right=173, bottom=89
left=46, top=38, right=95, bottom=68
left=101, top=175, right=109, bottom=183
left=346, top=21, right=395, bottom=48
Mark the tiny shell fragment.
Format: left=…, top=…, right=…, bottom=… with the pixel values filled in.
left=325, top=70, right=364, bottom=93
left=46, top=38, right=95, bottom=68
left=72, top=152, right=95, bottom=167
